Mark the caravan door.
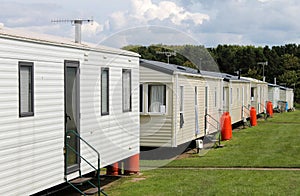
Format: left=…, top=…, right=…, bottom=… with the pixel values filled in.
left=64, top=61, right=80, bottom=174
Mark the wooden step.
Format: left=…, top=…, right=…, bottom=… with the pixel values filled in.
left=84, top=187, right=102, bottom=195
left=70, top=177, right=92, bottom=184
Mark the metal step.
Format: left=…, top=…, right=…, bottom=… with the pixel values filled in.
left=69, top=177, right=92, bottom=184
left=84, top=187, right=102, bottom=195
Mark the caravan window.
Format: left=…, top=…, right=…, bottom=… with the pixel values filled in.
left=179, top=86, right=184, bottom=128
left=148, top=85, right=166, bottom=113
left=101, top=68, right=109, bottom=115
left=140, top=84, right=143, bottom=113
left=19, top=62, right=34, bottom=117
left=251, top=87, right=255, bottom=101
left=214, top=87, right=217, bottom=107
left=122, top=69, right=132, bottom=112
left=237, top=88, right=240, bottom=103
left=179, top=86, right=184, bottom=112
left=230, top=88, right=233, bottom=105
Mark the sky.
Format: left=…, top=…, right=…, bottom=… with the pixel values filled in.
left=1, top=0, right=300, bottom=48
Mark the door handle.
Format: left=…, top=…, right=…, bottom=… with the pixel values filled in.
left=65, top=114, right=71, bottom=123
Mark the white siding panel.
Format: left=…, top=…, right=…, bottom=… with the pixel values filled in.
left=139, top=65, right=174, bottom=147
left=140, top=65, right=172, bottom=83
left=269, top=86, right=280, bottom=109
left=229, top=82, right=245, bottom=124
left=0, top=38, right=72, bottom=195
left=140, top=115, right=173, bottom=147
left=0, top=33, right=140, bottom=195
left=203, top=77, right=223, bottom=133
left=288, top=90, right=294, bottom=109
left=80, top=55, right=139, bottom=174
left=175, top=75, right=206, bottom=146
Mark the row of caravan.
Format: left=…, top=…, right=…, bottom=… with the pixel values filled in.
left=0, top=27, right=294, bottom=195
left=139, top=59, right=294, bottom=147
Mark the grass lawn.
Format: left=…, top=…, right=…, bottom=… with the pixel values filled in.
left=107, top=169, right=300, bottom=196
left=106, top=110, right=300, bottom=195
left=167, top=111, right=300, bottom=168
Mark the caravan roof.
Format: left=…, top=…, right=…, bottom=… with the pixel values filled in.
left=0, top=26, right=139, bottom=57
left=241, top=76, right=267, bottom=84
left=201, top=70, right=249, bottom=82
left=140, top=59, right=199, bottom=75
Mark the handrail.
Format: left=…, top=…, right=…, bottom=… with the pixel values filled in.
left=205, top=113, right=219, bottom=127
left=258, top=103, right=267, bottom=120
left=204, top=113, right=221, bottom=147
left=66, top=130, right=102, bottom=196
left=242, top=105, right=250, bottom=117
left=66, top=143, right=97, bottom=171
left=259, top=103, right=266, bottom=113
left=207, top=121, right=218, bottom=130
left=242, top=105, right=250, bottom=112
left=241, top=105, right=251, bottom=127
left=67, top=130, right=100, bottom=158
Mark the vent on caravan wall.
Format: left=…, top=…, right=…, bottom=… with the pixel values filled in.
left=51, top=18, right=93, bottom=43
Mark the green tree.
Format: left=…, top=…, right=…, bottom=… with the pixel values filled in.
left=278, top=70, right=298, bottom=87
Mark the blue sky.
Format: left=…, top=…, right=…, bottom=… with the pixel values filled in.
left=1, top=0, right=300, bottom=48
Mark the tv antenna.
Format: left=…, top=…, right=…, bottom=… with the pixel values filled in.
left=257, top=61, right=268, bottom=82
left=51, top=18, right=93, bottom=43
left=156, top=51, right=176, bottom=64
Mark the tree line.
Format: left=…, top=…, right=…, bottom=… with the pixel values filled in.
left=123, top=44, right=300, bottom=102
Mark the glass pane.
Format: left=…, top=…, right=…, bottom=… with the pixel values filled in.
left=101, top=69, right=109, bottom=114
left=180, top=86, right=184, bottom=112
left=194, top=87, right=197, bottom=105
left=215, top=88, right=217, bottom=107
left=205, top=86, right=208, bottom=107
left=66, top=67, right=78, bottom=167
left=140, top=84, right=143, bottom=112
left=20, top=66, right=32, bottom=114
left=148, top=85, right=165, bottom=112
left=122, top=70, right=131, bottom=111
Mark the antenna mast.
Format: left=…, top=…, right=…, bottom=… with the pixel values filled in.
left=51, top=18, right=93, bottom=43
left=156, top=51, right=176, bottom=64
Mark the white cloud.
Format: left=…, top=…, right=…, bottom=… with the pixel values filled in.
left=100, top=26, right=200, bottom=48
left=108, top=0, right=209, bottom=30
left=109, top=11, right=130, bottom=29
left=257, top=0, right=272, bottom=2
left=82, top=21, right=104, bottom=36
left=3, top=0, right=300, bottom=47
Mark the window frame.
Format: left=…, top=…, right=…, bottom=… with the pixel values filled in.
left=19, top=61, right=34, bottom=117
left=101, top=68, right=109, bottom=116
left=122, top=69, right=132, bottom=112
